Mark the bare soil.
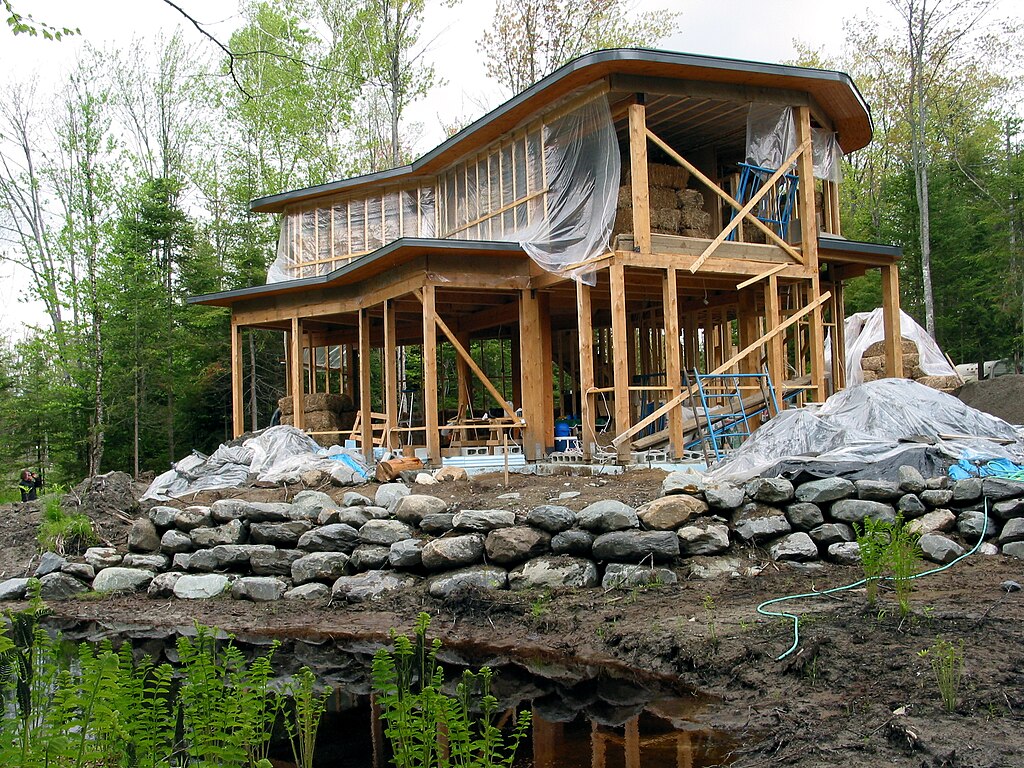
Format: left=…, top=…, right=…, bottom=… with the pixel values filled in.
left=2, top=470, right=1023, bottom=767
left=956, top=375, right=1024, bottom=426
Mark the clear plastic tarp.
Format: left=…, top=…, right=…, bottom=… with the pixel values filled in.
left=745, top=105, right=842, bottom=183
left=142, top=426, right=371, bottom=500
left=826, top=308, right=959, bottom=386
left=708, top=379, right=1024, bottom=483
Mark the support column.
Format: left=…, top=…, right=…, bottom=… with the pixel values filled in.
left=628, top=103, right=651, bottom=253
left=289, top=317, right=305, bottom=431
left=358, top=308, right=373, bottom=464
left=662, top=268, right=684, bottom=458
left=738, top=290, right=760, bottom=374
left=231, top=322, right=244, bottom=437
left=610, top=264, right=632, bottom=462
left=383, top=300, right=399, bottom=449
left=764, top=275, right=785, bottom=403
left=455, top=331, right=472, bottom=419
left=881, top=263, right=904, bottom=378
left=577, top=280, right=596, bottom=460
left=833, top=278, right=847, bottom=390
left=519, top=289, right=553, bottom=461
left=422, top=285, right=441, bottom=464
left=795, top=105, right=826, bottom=401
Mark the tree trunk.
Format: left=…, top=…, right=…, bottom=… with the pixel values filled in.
left=249, top=331, right=259, bottom=430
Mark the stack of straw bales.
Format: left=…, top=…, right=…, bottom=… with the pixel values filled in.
left=859, top=340, right=961, bottom=391
left=278, top=393, right=355, bottom=446
left=615, top=163, right=710, bottom=238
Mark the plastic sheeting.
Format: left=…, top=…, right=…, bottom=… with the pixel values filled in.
left=708, top=378, right=1024, bottom=483
left=142, top=426, right=371, bottom=501
left=745, top=105, right=842, bottom=183
left=826, top=308, right=958, bottom=387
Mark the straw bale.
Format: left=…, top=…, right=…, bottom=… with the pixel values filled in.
left=650, top=209, right=682, bottom=233
left=648, top=163, right=690, bottom=188
left=678, top=189, right=705, bottom=209
left=279, top=393, right=352, bottom=417
left=916, top=375, right=962, bottom=391
left=304, top=410, right=343, bottom=434
left=649, top=188, right=679, bottom=209
left=860, top=355, right=886, bottom=373
left=861, top=370, right=882, bottom=382
left=902, top=352, right=920, bottom=370
left=679, top=207, right=710, bottom=232
left=617, top=185, right=632, bottom=208
left=863, top=339, right=918, bottom=357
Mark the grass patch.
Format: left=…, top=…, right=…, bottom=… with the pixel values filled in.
left=37, top=494, right=95, bottom=554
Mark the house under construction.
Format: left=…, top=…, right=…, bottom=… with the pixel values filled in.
left=191, top=49, right=905, bottom=466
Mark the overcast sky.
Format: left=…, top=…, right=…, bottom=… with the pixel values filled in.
left=0, top=0, right=923, bottom=336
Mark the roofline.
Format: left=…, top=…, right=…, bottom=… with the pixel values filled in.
left=251, top=48, right=871, bottom=213
left=819, top=234, right=902, bottom=259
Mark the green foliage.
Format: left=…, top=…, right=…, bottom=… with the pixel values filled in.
left=918, top=636, right=964, bottom=712
left=37, top=495, right=95, bottom=555
left=3, top=0, right=78, bottom=39
left=372, top=612, right=531, bottom=768
left=854, top=515, right=922, bottom=616
left=284, top=667, right=330, bottom=768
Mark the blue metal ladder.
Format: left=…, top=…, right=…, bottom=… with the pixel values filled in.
left=687, top=368, right=780, bottom=462
left=727, top=162, right=799, bottom=241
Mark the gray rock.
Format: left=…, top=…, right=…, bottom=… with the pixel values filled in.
left=147, top=571, right=183, bottom=598
left=809, top=523, right=855, bottom=547
left=982, top=477, right=1024, bottom=502
left=209, top=544, right=274, bottom=569
left=92, top=567, right=154, bottom=593
left=419, top=513, right=456, bottom=534
left=121, top=553, right=170, bottom=571
left=389, top=539, right=425, bottom=568
left=332, top=570, right=420, bottom=602
left=980, top=542, right=1000, bottom=555
left=998, top=517, right=1024, bottom=545
left=297, top=524, right=360, bottom=553
left=421, top=534, right=485, bottom=571
left=703, top=483, right=745, bottom=510
left=285, top=583, right=330, bottom=600
left=957, top=510, right=996, bottom=539
left=317, top=507, right=370, bottom=527
left=191, top=519, right=247, bottom=547
left=174, top=507, right=213, bottom=531
left=291, top=552, right=350, bottom=584
left=907, top=510, right=956, bottom=536
left=556, top=491, right=581, bottom=501
left=827, top=541, right=861, bottom=566
left=795, top=477, right=855, bottom=504
left=661, top=470, right=706, bottom=496
left=732, top=503, right=791, bottom=542
left=349, top=544, right=391, bottom=571
left=359, top=519, right=415, bottom=546
left=508, top=556, right=599, bottom=589
left=245, top=502, right=294, bottom=523
left=343, top=491, right=371, bottom=507
left=210, top=499, right=250, bottom=523
left=329, top=464, right=362, bottom=486
left=496, top=491, right=519, bottom=500
left=0, top=578, right=31, bottom=600
left=855, top=479, right=902, bottom=502
left=173, top=573, right=231, bottom=599
left=921, top=489, right=954, bottom=507
left=550, top=530, right=595, bottom=556
left=485, top=527, right=551, bottom=565
left=291, top=490, right=338, bottom=518
left=61, top=562, right=95, bottom=581
left=744, top=477, right=794, bottom=504
left=171, top=553, right=192, bottom=571
left=830, top=499, right=896, bottom=524
left=38, top=572, right=88, bottom=599
left=84, top=547, right=122, bottom=570
left=919, top=533, right=966, bottom=564
left=34, top=552, right=66, bottom=577
left=768, top=532, right=819, bottom=562
left=951, top=477, right=983, bottom=504
left=592, top=531, right=679, bottom=563
left=926, top=476, right=950, bottom=490
left=897, top=465, right=926, bottom=494
left=601, top=563, right=677, bottom=589
left=527, top=505, right=576, bottom=533
left=375, top=483, right=411, bottom=510
left=638, top=495, right=707, bottom=530
left=364, top=506, right=391, bottom=519
left=148, top=506, right=179, bottom=528
left=676, top=522, right=730, bottom=556
left=184, top=550, right=220, bottom=572
left=1003, top=541, right=1024, bottom=559
left=1001, top=580, right=1022, bottom=592
left=785, top=502, right=824, bottom=530
left=250, top=521, right=312, bottom=547
left=577, top=500, right=638, bottom=533
left=392, top=494, right=448, bottom=524
left=128, top=518, right=162, bottom=553
left=230, top=576, right=287, bottom=602
left=428, top=566, right=507, bottom=598
left=160, top=529, right=193, bottom=554
left=992, top=498, right=1024, bottom=521
left=452, top=509, right=516, bottom=532
left=897, top=494, right=927, bottom=518
left=250, top=548, right=303, bottom=576
left=687, top=556, right=743, bottom=580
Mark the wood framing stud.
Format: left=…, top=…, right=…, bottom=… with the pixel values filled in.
left=358, top=308, right=373, bottom=463
left=881, top=263, right=904, bottom=378
left=609, top=264, right=632, bottom=462
left=421, top=285, right=441, bottom=464
left=628, top=104, right=652, bottom=253
left=289, top=317, right=305, bottom=431
left=231, top=322, right=244, bottom=437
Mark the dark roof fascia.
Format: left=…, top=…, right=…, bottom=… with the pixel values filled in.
left=187, top=238, right=527, bottom=306
left=819, top=234, right=902, bottom=258
left=251, top=48, right=869, bottom=213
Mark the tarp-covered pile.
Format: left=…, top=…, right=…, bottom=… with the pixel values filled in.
left=142, top=426, right=371, bottom=501
left=709, top=379, right=1024, bottom=483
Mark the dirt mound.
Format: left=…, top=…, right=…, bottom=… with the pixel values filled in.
left=956, top=374, right=1024, bottom=425
left=62, top=471, right=146, bottom=547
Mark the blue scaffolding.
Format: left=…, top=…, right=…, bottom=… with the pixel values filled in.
left=685, top=369, right=781, bottom=462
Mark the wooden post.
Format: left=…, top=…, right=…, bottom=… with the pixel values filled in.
left=764, top=275, right=785, bottom=399
left=738, top=290, right=760, bottom=374
left=456, top=331, right=472, bottom=419
left=358, top=308, right=373, bottom=464
left=577, top=280, right=596, bottom=460
left=610, top=264, right=632, bottom=462
left=881, top=263, right=904, bottom=378
left=422, top=285, right=441, bottom=464
left=383, top=300, right=399, bottom=450
left=591, top=723, right=607, bottom=768
left=290, top=317, right=305, bottom=431
left=231, top=321, right=244, bottom=437
left=624, top=716, right=640, bottom=768
left=662, top=268, right=684, bottom=458
left=628, top=103, right=651, bottom=253
left=519, top=289, right=553, bottom=460
left=833, top=278, right=847, bottom=389
left=795, top=105, right=826, bottom=401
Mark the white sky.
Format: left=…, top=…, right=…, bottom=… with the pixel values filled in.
left=0, top=0, right=900, bottom=337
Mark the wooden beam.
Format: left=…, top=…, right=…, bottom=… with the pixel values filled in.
left=519, top=289, right=552, bottom=460
left=289, top=317, right=305, bottom=431
left=610, top=264, right=632, bottom=461
left=795, top=105, right=826, bottom=400
left=612, top=291, right=831, bottom=447
left=628, top=104, right=652, bottom=253
left=383, top=300, right=399, bottom=450
left=833, top=278, right=847, bottom=389
left=736, top=263, right=789, bottom=291
left=764, top=274, right=785, bottom=397
left=577, top=280, right=596, bottom=460
left=231, top=322, right=244, bottom=437
left=358, top=308, right=374, bottom=463
left=881, top=263, right=904, bottom=378
left=662, top=268, right=684, bottom=458
left=422, top=285, right=441, bottom=464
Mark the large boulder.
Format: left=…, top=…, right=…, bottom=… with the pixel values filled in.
left=638, top=495, right=707, bottom=530
left=732, top=503, right=791, bottom=543
left=191, top=520, right=247, bottom=548
left=527, top=505, right=577, bottom=533
left=332, top=570, right=420, bottom=602
left=784, top=502, right=824, bottom=530
left=452, top=510, right=516, bottom=532
left=951, top=477, right=983, bottom=504
left=427, top=566, right=507, bottom=598
left=508, top=556, right=599, bottom=589
left=0, top=578, right=31, bottom=600
left=350, top=544, right=391, bottom=571
left=703, top=483, right=745, bottom=510
left=592, top=531, right=679, bottom=563
left=84, top=547, right=122, bottom=570
left=285, top=583, right=330, bottom=600
left=174, top=507, right=213, bottom=531
left=897, top=465, right=926, bottom=494
left=830, top=499, right=896, bottom=524
left=343, top=491, right=371, bottom=507
left=291, top=491, right=338, bottom=519
left=173, top=574, right=230, bottom=599
left=919, top=533, right=965, bottom=564
left=291, top=552, right=350, bottom=584
left=744, top=477, right=794, bottom=504
left=601, top=563, right=677, bottom=589
left=160, top=530, right=193, bottom=555
left=897, top=494, right=927, bottom=518
left=121, top=553, right=170, bottom=571
left=687, top=556, right=743, bottom=580
left=420, top=513, right=456, bottom=534
left=210, top=499, right=250, bottom=523
left=421, top=535, right=485, bottom=571
left=982, top=477, right=1024, bottom=502
left=250, top=521, right=312, bottom=547
left=318, top=507, right=370, bottom=527
left=62, top=562, right=95, bottom=581
left=297, top=524, right=360, bottom=553
left=992, top=498, right=1024, bottom=521
left=795, top=477, right=855, bottom=504
left=230, top=576, right=287, bottom=602
left=907, top=510, right=956, bottom=536
left=389, top=539, right=426, bottom=568
left=921, top=489, right=954, bottom=508
left=998, top=517, right=1024, bottom=545
left=208, top=544, right=275, bottom=570
left=854, top=479, right=902, bottom=502
left=250, top=548, right=303, bottom=576
left=957, top=510, right=996, bottom=539
left=676, top=521, right=730, bottom=556
left=245, top=502, right=294, bottom=523
left=661, top=470, right=706, bottom=496
left=359, top=519, right=415, bottom=546
left=128, top=519, right=161, bottom=553
left=375, top=483, right=411, bottom=510
left=34, top=552, right=66, bottom=577
left=827, top=542, right=861, bottom=566
left=148, top=506, right=179, bottom=528
left=147, top=571, right=183, bottom=598
left=809, top=523, right=855, bottom=547
left=550, top=530, right=595, bottom=556
left=768, top=533, right=818, bottom=562
left=390, top=494, right=447, bottom=524
left=577, top=501, right=638, bottom=533
left=484, top=527, right=551, bottom=565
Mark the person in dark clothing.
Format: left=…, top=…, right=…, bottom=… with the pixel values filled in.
left=18, top=470, right=42, bottom=502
